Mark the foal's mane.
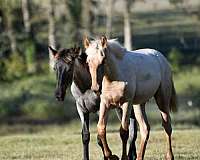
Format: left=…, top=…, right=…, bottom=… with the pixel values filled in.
left=107, top=39, right=126, bottom=59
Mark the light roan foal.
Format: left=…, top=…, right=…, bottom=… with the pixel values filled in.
left=84, top=36, right=177, bottom=160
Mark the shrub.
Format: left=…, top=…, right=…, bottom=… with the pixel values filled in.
left=24, top=40, right=36, bottom=74
left=4, top=52, right=27, bottom=80
left=168, top=48, right=183, bottom=72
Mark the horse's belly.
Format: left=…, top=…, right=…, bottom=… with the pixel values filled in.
left=133, top=78, right=160, bottom=104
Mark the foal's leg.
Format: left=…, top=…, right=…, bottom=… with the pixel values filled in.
left=155, top=88, right=174, bottom=160
left=77, top=102, right=90, bottom=160
left=128, top=108, right=137, bottom=160
left=133, top=104, right=150, bottom=160
left=120, top=102, right=129, bottom=160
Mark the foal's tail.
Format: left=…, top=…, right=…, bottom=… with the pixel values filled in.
left=170, top=81, right=178, bottom=112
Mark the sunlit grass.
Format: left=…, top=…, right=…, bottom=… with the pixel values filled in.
left=0, top=124, right=199, bottom=160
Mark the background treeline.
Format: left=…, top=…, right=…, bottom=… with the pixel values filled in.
left=0, top=0, right=199, bottom=125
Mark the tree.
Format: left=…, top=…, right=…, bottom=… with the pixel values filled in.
left=123, top=0, right=133, bottom=50
left=106, top=0, right=113, bottom=38
left=48, top=0, right=56, bottom=72
left=0, top=0, right=18, bottom=53
left=67, top=0, right=82, bottom=42
left=22, top=0, right=36, bottom=73
left=21, top=0, right=31, bottom=34
left=81, top=0, right=91, bottom=35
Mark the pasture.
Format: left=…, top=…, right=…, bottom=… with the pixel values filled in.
left=0, top=123, right=199, bottom=160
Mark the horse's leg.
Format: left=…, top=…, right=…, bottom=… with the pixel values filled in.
left=133, top=104, right=150, bottom=160
left=128, top=108, right=137, bottom=160
left=120, top=102, right=129, bottom=160
left=96, top=110, right=109, bottom=160
left=154, top=92, right=174, bottom=160
left=115, top=108, right=122, bottom=121
left=97, top=99, right=119, bottom=160
left=76, top=101, right=90, bottom=160
left=116, top=107, right=137, bottom=160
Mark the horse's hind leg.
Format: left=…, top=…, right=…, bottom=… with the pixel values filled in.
left=133, top=103, right=150, bottom=160
left=120, top=102, right=129, bottom=160
left=128, top=108, right=137, bottom=160
left=154, top=87, right=174, bottom=160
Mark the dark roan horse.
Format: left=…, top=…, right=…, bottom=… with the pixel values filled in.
left=49, top=46, right=138, bottom=160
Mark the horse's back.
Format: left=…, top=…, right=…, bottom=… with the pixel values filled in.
left=120, top=49, right=172, bottom=104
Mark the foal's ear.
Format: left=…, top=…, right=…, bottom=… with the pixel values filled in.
left=101, top=35, right=107, bottom=48
left=72, top=46, right=81, bottom=57
left=48, top=46, right=58, bottom=58
left=83, top=36, right=90, bottom=48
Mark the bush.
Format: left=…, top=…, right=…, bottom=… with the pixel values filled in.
left=24, top=40, right=36, bottom=74
left=168, top=48, right=183, bottom=72
left=0, top=60, right=7, bottom=81
left=4, top=52, right=27, bottom=80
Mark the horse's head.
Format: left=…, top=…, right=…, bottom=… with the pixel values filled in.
left=84, top=36, right=107, bottom=92
left=49, top=46, right=80, bottom=101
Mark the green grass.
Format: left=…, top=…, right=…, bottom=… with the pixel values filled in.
left=174, top=67, right=200, bottom=95
left=0, top=123, right=199, bottom=160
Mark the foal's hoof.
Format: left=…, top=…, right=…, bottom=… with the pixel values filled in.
left=108, top=154, right=119, bottom=160
left=165, top=152, right=174, bottom=160
left=121, top=155, right=129, bottom=160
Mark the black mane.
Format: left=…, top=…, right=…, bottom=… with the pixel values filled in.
left=73, top=51, right=92, bottom=93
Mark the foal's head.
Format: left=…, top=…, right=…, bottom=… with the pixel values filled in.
left=84, top=36, right=107, bottom=92
left=49, top=46, right=80, bottom=101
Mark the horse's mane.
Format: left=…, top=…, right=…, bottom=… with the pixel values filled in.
left=107, top=39, right=127, bottom=59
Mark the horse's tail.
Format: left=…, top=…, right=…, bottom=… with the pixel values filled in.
left=170, top=80, right=178, bottom=112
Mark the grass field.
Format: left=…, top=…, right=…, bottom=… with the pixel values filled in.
left=0, top=123, right=199, bottom=160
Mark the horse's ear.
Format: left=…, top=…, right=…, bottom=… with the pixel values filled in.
left=83, top=36, right=90, bottom=48
left=71, top=46, right=81, bottom=57
left=101, top=35, right=107, bottom=48
left=48, top=46, right=58, bottom=58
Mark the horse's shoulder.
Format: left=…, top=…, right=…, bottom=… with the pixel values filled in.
left=71, top=82, right=83, bottom=100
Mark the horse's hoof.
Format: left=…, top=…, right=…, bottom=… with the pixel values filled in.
left=128, top=155, right=136, bottom=160
left=165, top=152, right=174, bottom=160
left=108, top=154, right=119, bottom=160
left=121, top=155, right=129, bottom=160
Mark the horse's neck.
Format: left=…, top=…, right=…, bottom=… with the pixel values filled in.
left=73, top=58, right=91, bottom=93
left=104, top=51, right=120, bottom=81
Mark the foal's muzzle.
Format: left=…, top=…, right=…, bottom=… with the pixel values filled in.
left=55, top=90, right=65, bottom=101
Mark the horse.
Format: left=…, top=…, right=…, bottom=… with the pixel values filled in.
left=84, top=36, right=177, bottom=160
left=48, top=46, right=138, bottom=160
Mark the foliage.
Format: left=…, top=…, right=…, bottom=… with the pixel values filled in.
left=168, top=48, right=183, bottom=72
left=0, top=59, right=7, bottom=81
left=24, top=40, right=36, bottom=73
left=4, top=52, right=27, bottom=80
left=0, top=74, right=77, bottom=120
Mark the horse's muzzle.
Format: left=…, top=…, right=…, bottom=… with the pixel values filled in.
left=55, top=91, right=65, bottom=101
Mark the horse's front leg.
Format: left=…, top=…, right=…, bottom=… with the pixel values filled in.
left=120, top=102, right=130, bottom=160
left=76, top=101, right=90, bottom=160
left=97, top=99, right=119, bottom=160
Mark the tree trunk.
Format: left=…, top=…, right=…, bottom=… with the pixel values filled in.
left=21, top=0, right=31, bottom=33
left=106, top=0, right=113, bottom=38
left=4, top=5, right=16, bottom=53
left=82, top=0, right=91, bottom=36
left=22, top=0, right=36, bottom=73
left=48, top=0, right=56, bottom=72
left=123, top=0, right=132, bottom=50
